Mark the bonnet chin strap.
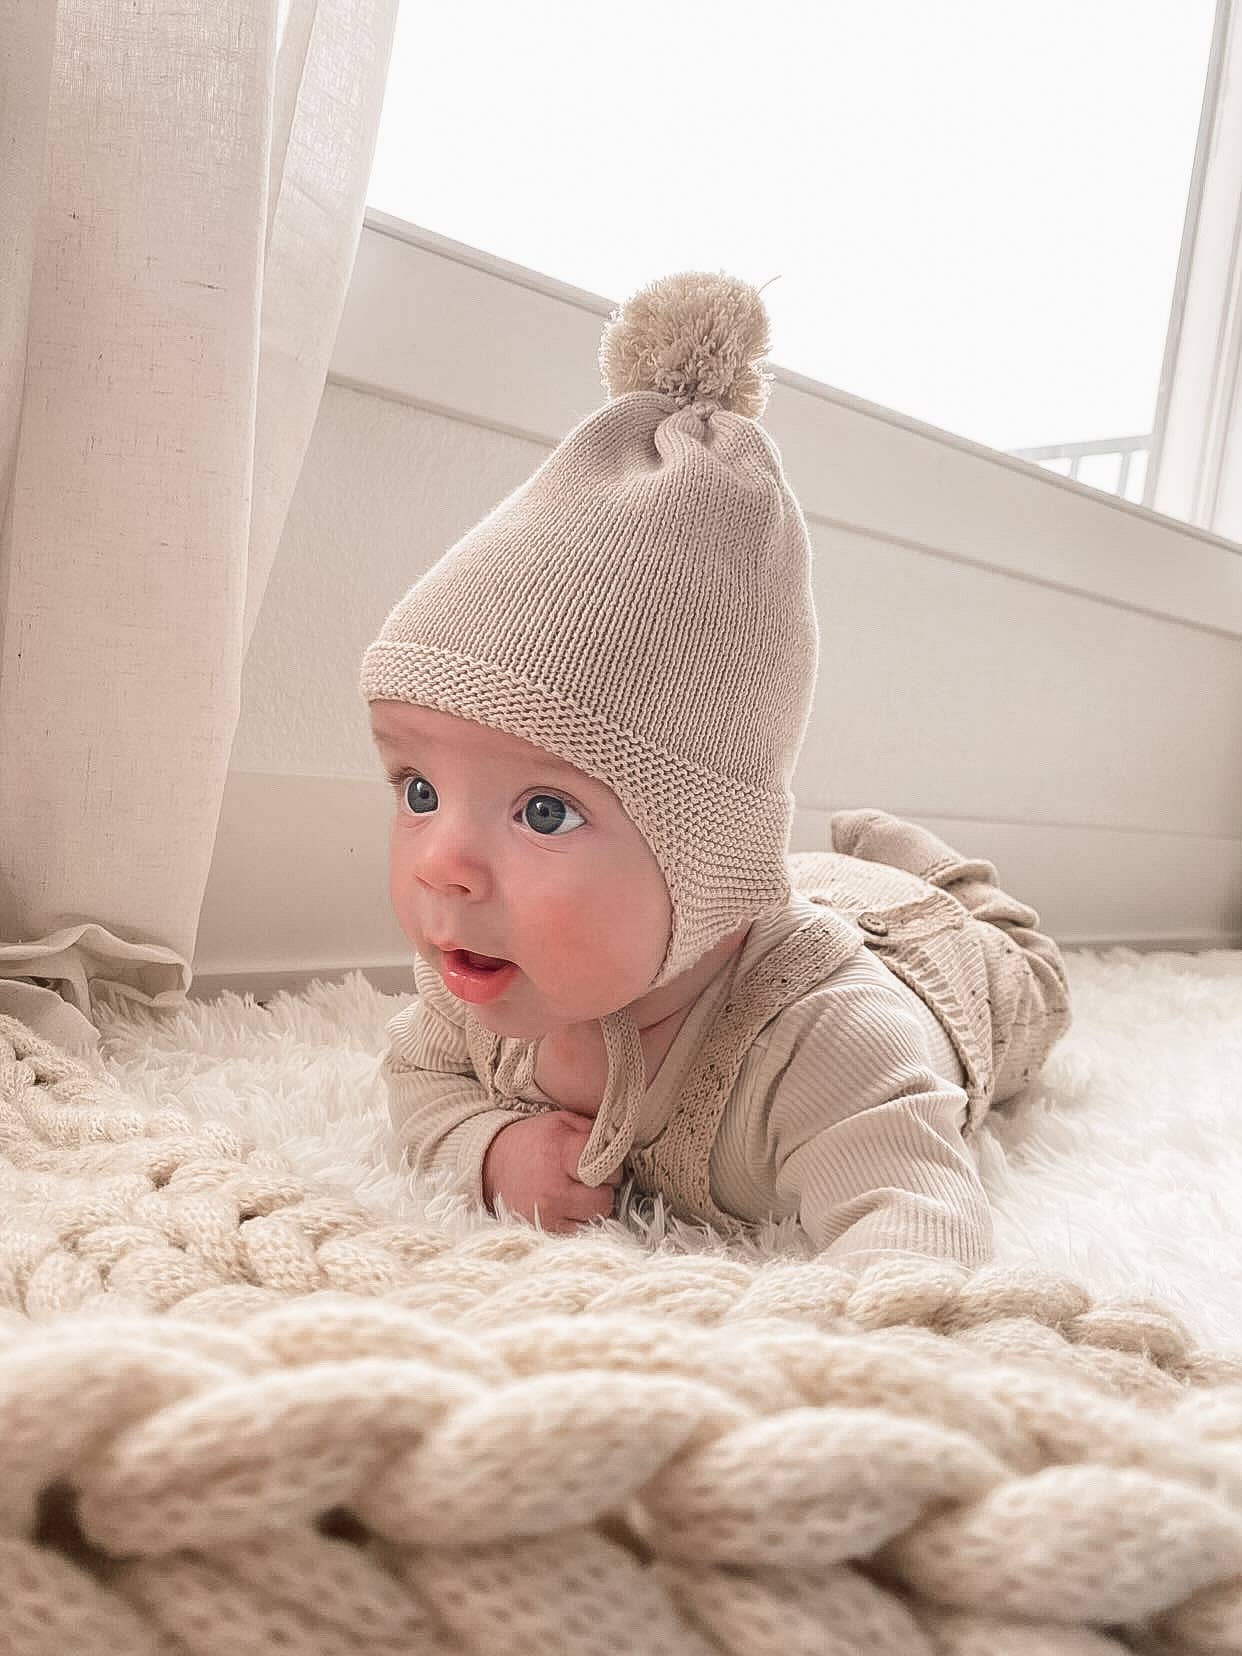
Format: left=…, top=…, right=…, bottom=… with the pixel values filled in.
left=574, top=1003, right=646, bottom=1187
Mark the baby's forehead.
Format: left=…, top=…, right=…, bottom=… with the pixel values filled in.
left=369, top=701, right=588, bottom=782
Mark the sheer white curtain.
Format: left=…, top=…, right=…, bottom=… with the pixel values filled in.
left=0, top=0, right=399, bottom=1058
left=1145, top=0, right=1242, bottom=541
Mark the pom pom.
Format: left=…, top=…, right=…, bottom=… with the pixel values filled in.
left=597, top=270, right=777, bottom=420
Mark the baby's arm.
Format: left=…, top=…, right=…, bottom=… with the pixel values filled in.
left=384, top=1045, right=525, bottom=1208
left=768, top=980, right=994, bottom=1271
left=382, top=959, right=530, bottom=1208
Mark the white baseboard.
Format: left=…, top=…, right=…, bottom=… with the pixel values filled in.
left=196, top=773, right=1242, bottom=998
left=188, top=935, right=1241, bottom=1006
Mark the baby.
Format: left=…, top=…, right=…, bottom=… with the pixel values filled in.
left=368, top=693, right=1071, bottom=1268
left=360, top=269, right=1073, bottom=1270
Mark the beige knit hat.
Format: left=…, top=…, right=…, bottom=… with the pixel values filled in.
left=359, top=271, right=820, bottom=1182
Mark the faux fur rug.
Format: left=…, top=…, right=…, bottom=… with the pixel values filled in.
left=5, top=944, right=1242, bottom=1655
left=88, top=945, right=1242, bottom=1354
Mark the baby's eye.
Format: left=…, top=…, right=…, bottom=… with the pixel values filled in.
left=520, top=793, right=587, bottom=836
left=391, top=771, right=586, bottom=837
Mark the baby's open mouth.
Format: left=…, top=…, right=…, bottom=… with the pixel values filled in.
left=460, top=949, right=510, bottom=971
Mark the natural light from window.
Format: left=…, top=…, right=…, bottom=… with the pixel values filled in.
left=365, top=0, right=1217, bottom=505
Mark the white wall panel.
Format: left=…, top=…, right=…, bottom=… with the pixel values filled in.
left=198, top=215, right=1242, bottom=995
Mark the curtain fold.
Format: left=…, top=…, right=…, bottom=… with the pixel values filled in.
left=0, top=0, right=399, bottom=1059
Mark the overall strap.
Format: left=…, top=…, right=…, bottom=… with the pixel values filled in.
left=627, top=909, right=863, bottom=1235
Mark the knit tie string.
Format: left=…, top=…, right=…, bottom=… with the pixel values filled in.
left=575, top=1005, right=645, bottom=1186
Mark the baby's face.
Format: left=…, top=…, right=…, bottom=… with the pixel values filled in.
left=370, top=700, right=673, bottom=1038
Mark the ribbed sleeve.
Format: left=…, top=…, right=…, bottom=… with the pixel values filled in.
left=761, top=975, right=994, bottom=1269
left=382, top=972, right=523, bottom=1210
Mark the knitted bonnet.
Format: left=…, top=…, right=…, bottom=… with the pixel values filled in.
left=359, top=270, right=820, bottom=1184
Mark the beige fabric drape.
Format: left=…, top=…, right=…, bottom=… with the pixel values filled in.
left=0, top=0, right=399, bottom=1058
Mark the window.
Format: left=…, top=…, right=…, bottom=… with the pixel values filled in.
left=366, top=1, right=1218, bottom=507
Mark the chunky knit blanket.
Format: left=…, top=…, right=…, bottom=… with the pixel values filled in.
left=5, top=1009, right=1242, bottom=1656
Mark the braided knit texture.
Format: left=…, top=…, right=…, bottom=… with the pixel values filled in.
left=5, top=1009, right=1242, bottom=1656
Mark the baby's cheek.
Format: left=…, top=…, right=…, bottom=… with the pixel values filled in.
left=538, top=891, right=589, bottom=944
left=537, top=891, right=635, bottom=986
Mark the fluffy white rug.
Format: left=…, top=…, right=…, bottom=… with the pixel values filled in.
left=87, top=945, right=1242, bottom=1358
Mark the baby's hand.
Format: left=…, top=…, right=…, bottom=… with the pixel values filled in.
left=482, top=1110, right=623, bottom=1234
